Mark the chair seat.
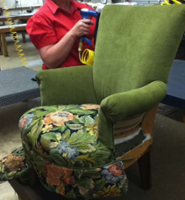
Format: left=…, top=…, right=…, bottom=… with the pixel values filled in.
left=19, top=104, right=115, bottom=168
left=0, top=104, right=151, bottom=198
left=18, top=104, right=128, bottom=199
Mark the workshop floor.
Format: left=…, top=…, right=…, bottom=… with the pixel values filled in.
left=0, top=33, right=185, bottom=200
left=0, top=33, right=41, bottom=200
left=0, top=33, right=42, bottom=71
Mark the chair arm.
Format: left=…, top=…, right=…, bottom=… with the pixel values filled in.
left=100, top=81, right=167, bottom=123
left=36, top=65, right=97, bottom=106
left=97, top=81, right=166, bottom=149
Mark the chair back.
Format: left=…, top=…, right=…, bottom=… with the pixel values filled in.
left=93, top=5, right=185, bottom=103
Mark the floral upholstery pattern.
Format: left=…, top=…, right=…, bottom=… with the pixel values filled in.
left=0, top=147, right=29, bottom=183
left=19, top=104, right=115, bottom=168
left=2, top=104, right=127, bottom=199
left=27, top=148, right=127, bottom=199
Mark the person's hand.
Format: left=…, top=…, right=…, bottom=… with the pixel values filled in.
left=69, top=19, right=94, bottom=38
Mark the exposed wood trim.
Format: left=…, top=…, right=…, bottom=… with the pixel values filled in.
left=7, top=6, right=41, bottom=11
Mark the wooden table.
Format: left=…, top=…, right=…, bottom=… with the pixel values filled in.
left=0, top=13, right=34, bottom=22
left=0, top=23, right=27, bottom=56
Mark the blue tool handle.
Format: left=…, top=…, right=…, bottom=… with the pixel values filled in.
left=80, top=9, right=97, bottom=46
left=80, top=9, right=98, bottom=18
left=81, top=37, right=92, bottom=46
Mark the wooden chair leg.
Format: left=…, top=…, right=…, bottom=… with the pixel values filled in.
left=138, top=150, right=152, bottom=190
left=1, top=33, right=8, bottom=57
left=0, top=34, right=3, bottom=55
left=21, top=32, right=26, bottom=43
left=183, top=111, right=185, bottom=124
left=29, top=168, right=38, bottom=188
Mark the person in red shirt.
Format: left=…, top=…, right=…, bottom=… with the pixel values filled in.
left=26, top=0, right=96, bottom=70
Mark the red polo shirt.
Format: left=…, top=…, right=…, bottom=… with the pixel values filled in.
left=26, top=0, right=96, bottom=70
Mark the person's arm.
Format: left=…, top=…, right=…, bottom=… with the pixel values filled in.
left=39, top=19, right=93, bottom=69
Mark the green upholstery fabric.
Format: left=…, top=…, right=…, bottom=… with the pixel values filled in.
left=36, top=5, right=185, bottom=149
left=99, top=80, right=166, bottom=148
left=36, top=65, right=97, bottom=106
left=93, top=5, right=185, bottom=103
left=1, top=5, right=185, bottom=200
left=101, top=81, right=166, bottom=122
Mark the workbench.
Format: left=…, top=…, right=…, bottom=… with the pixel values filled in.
left=0, top=13, right=34, bottom=22
left=0, top=67, right=40, bottom=107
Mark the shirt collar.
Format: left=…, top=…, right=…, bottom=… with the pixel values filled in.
left=45, top=0, right=59, bottom=14
left=45, top=0, right=78, bottom=15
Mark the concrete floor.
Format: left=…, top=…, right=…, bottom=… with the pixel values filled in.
left=0, top=33, right=185, bottom=200
left=0, top=33, right=42, bottom=200
left=0, top=33, right=42, bottom=71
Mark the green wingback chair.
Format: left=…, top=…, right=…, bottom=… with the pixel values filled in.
left=1, top=4, right=185, bottom=199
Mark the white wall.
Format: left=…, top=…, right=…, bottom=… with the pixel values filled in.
left=3, top=0, right=43, bottom=8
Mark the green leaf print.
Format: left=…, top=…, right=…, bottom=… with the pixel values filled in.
left=23, top=118, right=39, bottom=135
left=44, top=106, right=58, bottom=112
left=65, top=189, right=76, bottom=199
left=94, top=179, right=106, bottom=191
left=75, top=155, right=97, bottom=166
left=79, top=116, right=95, bottom=125
left=27, top=120, right=43, bottom=147
left=68, top=109, right=95, bottom=115
left=50, top=149, right=73, bottom=167
left=33, top=154, right=46, bottom=173
left=89, top=150, right=113, bottom=165
left=62, top=129, right=71, bottom=140
left=75, top=169, right=101, bottom=179
left=66, top=124, right=83, bottom=130
left=76, top=177, right=94, bottom=191
left=77, top=143, right=96, bottom=153
left=33, top=110, right=50, bottom=118
left=58, top=126, right=67, bottom=133
left=57, top=105, right=79, bottom=111
left=40, top=132, right=57, bottom=151
left=67, top=131, right=96, bottom=146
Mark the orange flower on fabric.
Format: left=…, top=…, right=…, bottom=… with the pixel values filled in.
left=45, top=164, right=74, bottom=188
left=43, top=111, right=73, bottom=126
left=5, top=154, right=24, bottom=171
left=56, top=182, right=65, bottom=196
left=19, top=118, right=28, bottom=129
left=109, top=164, right=123, bottom=177
left=81, top=104, right=100, bottom=110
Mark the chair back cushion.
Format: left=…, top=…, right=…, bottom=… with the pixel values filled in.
left=93, top=5, right=185, bottom=102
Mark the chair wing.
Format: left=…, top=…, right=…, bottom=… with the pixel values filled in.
left=93, top=5, right=185, bottom=103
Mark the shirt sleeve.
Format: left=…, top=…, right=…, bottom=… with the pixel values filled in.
left=26, top=13, right=58, bottom=50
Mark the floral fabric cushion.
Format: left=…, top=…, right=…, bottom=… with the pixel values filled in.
left=0, top=147, right=29, bottom=183
left=16, top=104, right=128, bottom=199
left=0, top=147, right=127, bottom=199
left=19, top=104, right=115, bottom=168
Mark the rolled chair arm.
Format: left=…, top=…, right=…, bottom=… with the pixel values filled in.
left=36, top=65, right=97, bottom=106
left=98, top=81, right=166, bottom=149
